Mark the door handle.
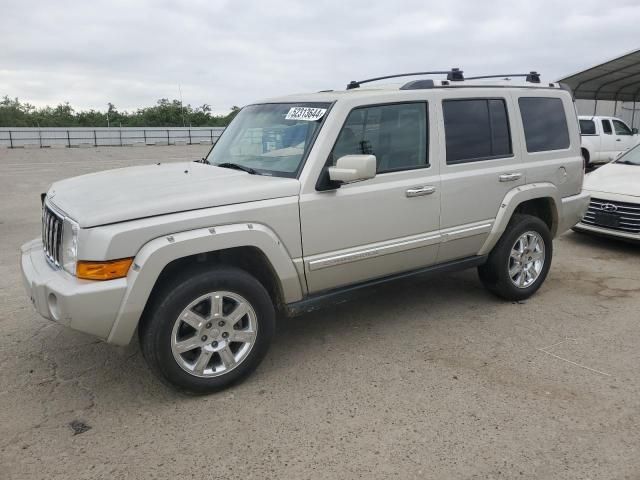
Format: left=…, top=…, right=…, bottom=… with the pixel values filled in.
left=499, top=172, right=523, bottom=182
left=616, top=138, right=622, bottom=142
left=406, top=186, right=436, bottom=197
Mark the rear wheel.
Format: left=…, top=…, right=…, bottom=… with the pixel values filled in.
left=139, top=265, right=275, bottom=394
left=478, top=214, right=552, bottom=301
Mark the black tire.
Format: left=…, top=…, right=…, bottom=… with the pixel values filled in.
left=139, top=265, right=275, bottom=394
left=478, top=214, right=553, bottom=301
left=581, top=149, right=590, bottom=170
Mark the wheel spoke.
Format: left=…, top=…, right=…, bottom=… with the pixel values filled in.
left=226, top=302, right=249, bottom=327
left=509, top=261, right=521, bottom=278
left=181, top=310, right=205, bottom=330
left=174, top=336, right=201, bottom=353
left=510, top=248, right=521, bottom=260
left=229, top=329, right=256, bottom=344
left=194, top=349, right=213, bottom=374
left=211, top=294, right=223, bottom=319
left=218, top=346, right=236, bottom=369
left=531, top=250, right=544, bottom=262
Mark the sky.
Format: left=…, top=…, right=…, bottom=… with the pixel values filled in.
left=1, top=0, right=640, bottom=115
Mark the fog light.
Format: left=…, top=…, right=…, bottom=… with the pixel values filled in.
left=48, top=293, right=60, bottom=320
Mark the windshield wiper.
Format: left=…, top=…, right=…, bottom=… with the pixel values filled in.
left=215, top=162, right=258, bottom=174
left=616, top=160, right=638, bottom=165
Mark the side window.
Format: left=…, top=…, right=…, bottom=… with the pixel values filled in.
left=518, top=97, right=570, bottom=152
left=331, top=103, right=428, bottom=173
left=443, top=98, right=512, bottom=164
left=579, top=119, right=596, bottom=135
left=613, top=119, right=632, bottom=135
left=601, top=119, right=613, bottom=135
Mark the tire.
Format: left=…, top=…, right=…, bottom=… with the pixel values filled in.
left=139, top=265, right=275, bottom=394
left=581, top=149, right=590, bottom=170
left=478, top=214, right=553, bottom=301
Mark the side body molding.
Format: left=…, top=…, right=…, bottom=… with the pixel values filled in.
left=477, top=183, right=560, bottom=256
left=107, top=223, right=303, bottom=345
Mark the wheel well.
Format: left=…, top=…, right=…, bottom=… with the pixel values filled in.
left=581, top=147, right=590, bottom=162
left=147, top=246, right=285, bottom=312
left=513, top=197, right=558, bottom=236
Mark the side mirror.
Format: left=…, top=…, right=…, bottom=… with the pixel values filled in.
left=633, top=128, right=638, bottom=135
left=328, top=155, right=376, bottom=184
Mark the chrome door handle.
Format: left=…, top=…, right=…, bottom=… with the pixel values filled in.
left=499, top=173, right=522, bottom=182
left=406, top=186, right=436, bottom=197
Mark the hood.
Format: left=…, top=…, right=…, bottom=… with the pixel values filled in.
left=584, top=163, right=640, bottom=198
left=46, top=162, right=300, bottom=228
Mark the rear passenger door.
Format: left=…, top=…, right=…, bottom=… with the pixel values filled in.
left=436, top=95, right=524, bottom=262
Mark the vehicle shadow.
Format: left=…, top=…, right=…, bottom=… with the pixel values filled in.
left=564, top=229, right=639, bottom=256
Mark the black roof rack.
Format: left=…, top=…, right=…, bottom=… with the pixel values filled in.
left=346, top=69, right=542, bottom=90
left=346, top=69, right=463, bottom=90
left=461, top=71, right=541, bottom=83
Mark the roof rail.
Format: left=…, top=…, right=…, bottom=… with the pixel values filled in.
left=346, top=68, right=464, bottom=90
left=464, top=71, right=541, bottom=83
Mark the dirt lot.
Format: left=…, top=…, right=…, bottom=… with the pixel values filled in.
left=1, top=146, right=639, bottom=479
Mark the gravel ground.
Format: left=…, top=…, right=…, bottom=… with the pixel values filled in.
left=1, top=146, right=639, bottom=480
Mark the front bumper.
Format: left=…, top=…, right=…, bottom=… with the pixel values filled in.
left=20, top=239, right=127, bottom=340
left=573, top=222, right=640, bottom=242
left=558, top=191, right=590, bottom=235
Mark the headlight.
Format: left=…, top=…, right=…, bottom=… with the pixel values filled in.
left=61, top=217, right=79, bottom=275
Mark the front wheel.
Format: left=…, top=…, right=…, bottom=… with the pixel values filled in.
left=478, top=214, right=553, bottom=301
left=139, top=265, right=275, bottom=394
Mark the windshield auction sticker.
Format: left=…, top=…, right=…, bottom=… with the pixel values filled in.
left=285, top=107, right=327, bottom=121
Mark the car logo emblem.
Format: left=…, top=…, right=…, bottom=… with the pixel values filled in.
left=601, top=203, right=618, bottom=212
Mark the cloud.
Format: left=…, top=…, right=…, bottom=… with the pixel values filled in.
left=2, top=0, right=640, bottom=114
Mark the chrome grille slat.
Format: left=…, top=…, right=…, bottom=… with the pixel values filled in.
left=581, top=197, right=640, bottom=234
left=42, top=203, right=64, bottom=267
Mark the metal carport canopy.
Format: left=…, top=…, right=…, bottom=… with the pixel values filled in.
left=558, top=48, right=640, bottom=101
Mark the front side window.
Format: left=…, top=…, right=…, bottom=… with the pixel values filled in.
left=443, top=98, right=512, bottom=164
left=601, top=119, right=613, bottom=135
left=579, top=119, right=596, bottom=135
left=519, top=97, right=570, bottom=152
left=206, top=103, right=330, bottom=177
left=613, top=119, right=632, bottom=135
left=330, top=102, right=428, bottom=173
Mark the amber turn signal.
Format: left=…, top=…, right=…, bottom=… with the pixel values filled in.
left=76, top=258, right=134, bottom=281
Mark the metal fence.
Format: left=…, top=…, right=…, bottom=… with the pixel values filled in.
left=0, top=127, right=226, bottom=148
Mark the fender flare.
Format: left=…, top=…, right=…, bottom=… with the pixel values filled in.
left=107, top=222, right=303, bottom=345
left=477, top=183, right=561, bottom=256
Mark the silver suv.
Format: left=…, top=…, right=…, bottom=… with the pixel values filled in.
left=21, top=70, right=590, bottom=393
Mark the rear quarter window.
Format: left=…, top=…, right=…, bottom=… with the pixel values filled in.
left=518, top=97, right=570, bottom=152
left=579, top=119, right=596, bottom=135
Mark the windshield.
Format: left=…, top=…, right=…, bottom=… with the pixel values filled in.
left=615, top=143, right=640, bottom=165
left=206, top=102, right=331, bottom=177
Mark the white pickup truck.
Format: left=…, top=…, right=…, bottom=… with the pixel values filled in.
left=579, top=115, right=639, bottom=167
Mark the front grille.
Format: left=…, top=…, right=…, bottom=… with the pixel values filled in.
left=42, top=204, right=64, bottom=267
left=581, top=197, right=640, bottom=234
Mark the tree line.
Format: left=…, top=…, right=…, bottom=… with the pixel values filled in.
left=0, top=96, right=240, bottom=128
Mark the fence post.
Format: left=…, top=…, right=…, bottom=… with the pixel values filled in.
left=8, top=130, right=13, bottom=148
left=167, top=129, right=170, bottom=145
left=210, top=129, right=213, bottom=143
left=188, top=128, right=192, bottom=145
left=67, top=130, right=71, bottom=148
left=93, top=130, right=97, bottom=147
left=119, top=129, right=123, bottom=146
left=143, top=130, right=147, bottom=144
left=38, top=129, right=42, bottom=148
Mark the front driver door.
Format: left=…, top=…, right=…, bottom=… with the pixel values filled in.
left=299, top=101, right=441, bottom=294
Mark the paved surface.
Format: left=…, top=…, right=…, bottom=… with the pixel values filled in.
left=1, top=146, right=639, bottom=479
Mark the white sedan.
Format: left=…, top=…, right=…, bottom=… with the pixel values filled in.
left=574, top=144, right=640, bottom=242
